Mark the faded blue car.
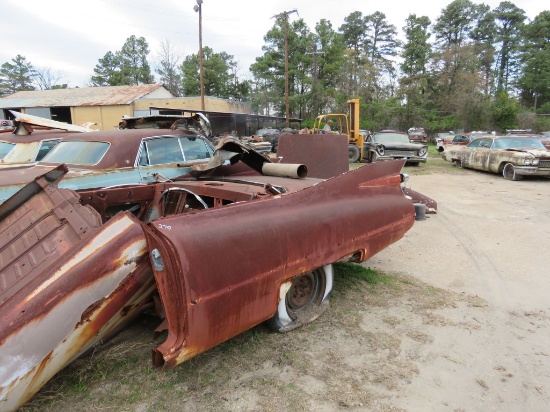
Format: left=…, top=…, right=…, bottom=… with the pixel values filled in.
left=0, top=127, right=214, bottom=204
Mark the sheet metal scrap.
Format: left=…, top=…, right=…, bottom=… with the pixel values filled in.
left=402, top=187, right=437, bottom=214
left=9, top=110, right=96, bottom=135
left=0, top=166, right=155, bottom=411
left=118, top=113, right=212, bottom=138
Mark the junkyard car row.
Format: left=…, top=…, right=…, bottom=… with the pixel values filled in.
left=0, top=113, right=437, bottom=410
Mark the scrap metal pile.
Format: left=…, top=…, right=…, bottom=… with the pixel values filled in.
left=0, top=131, right=436, bottom=411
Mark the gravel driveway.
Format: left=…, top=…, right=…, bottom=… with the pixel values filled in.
left=366, top=169, right=550, bottom=410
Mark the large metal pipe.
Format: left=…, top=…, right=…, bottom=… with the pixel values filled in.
left=262, top=163, right=308, bottom=179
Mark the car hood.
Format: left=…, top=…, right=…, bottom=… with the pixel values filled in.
left=506, top=148, right=550, bottom=158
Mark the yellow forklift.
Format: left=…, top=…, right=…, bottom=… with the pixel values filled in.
left=311, top=98, right=365, bottom=162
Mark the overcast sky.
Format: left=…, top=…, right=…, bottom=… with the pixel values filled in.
left=1, top=0, right=546, bottom=88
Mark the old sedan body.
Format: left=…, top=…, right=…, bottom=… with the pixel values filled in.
left=407, top=127, right=427, bottom=143
left=435, top=132, right=455, bottom=151
left=365, top=131, right=428, bottom=165
left=443, top=135, right=550, bottom=180
left=438, top=134, right=476, bottom=152
left=0, top=128, right=214, bottom=204
left=253, top=128, right=280, bottom=152
left=0, top=135, right=435, bottom=410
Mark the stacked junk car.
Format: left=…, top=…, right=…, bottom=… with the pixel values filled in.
left=0, top=113, right=436, bottom=411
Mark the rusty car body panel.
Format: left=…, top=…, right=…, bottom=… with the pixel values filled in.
left=0, top=135, right=435, bottom=410
left=0, top=166, right=156, bottom=411
left=141, top=161, right=414, bottom=369
left=9, top=110, right=97, bottom=134
left=443, top=136, right=550, bottom=180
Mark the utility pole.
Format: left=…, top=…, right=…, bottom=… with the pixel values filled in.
left=193, top=0, right=205, bottom=111
left=273, top=9, right=297, bottom=128
left=306, top=44, right=325, bottom=117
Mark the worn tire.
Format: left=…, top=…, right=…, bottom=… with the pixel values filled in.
left=268, top=264, right=334, bottom=333
left=453, top=159, right=464, bottom=168
left=502, top=163, right=523, bottom=181
left=348, top=145, right=360, bottom=163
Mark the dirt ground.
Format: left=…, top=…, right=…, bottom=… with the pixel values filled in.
left=22, top=167, right=550, bottom=412
left=366, top=169, right=550, bottom=411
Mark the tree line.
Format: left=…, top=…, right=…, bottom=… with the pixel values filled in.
left=1, top=0, right=549, bottom=134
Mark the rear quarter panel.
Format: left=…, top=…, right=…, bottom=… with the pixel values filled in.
left=143, top=160, right=415, bottom=369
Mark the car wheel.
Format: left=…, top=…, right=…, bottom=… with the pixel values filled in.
left=268, top=264, right=333, bottom=333
left=348, top=145, right=360, bottom=163
left=502, top=163, right=523, bottom=181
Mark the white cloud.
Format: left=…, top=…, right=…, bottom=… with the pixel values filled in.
left=0, top=0, right=545, bottom=87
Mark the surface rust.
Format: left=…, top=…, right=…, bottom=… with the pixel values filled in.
left=0, top=169, right=154, bottom=411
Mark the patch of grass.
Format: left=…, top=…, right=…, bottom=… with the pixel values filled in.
left=427, top=142, right=440, bottom=157
left=200, top=372, right=216, bottom=384
left=349, top=162, right=364, bottom=170
left=333, top=261, right=394, bottom=293
left=348, top=142, right=464, bottom=176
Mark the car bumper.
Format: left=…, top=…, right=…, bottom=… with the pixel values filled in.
left=373, top=154, right=427, bottom=163
left=513, top=166, right=550, bottom=176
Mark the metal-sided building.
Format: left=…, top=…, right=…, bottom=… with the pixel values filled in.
left=0, top=84, right=300, bottom=136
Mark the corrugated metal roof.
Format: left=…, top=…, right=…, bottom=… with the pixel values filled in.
left=0, top=84, right=167, bottom=108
